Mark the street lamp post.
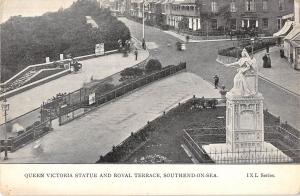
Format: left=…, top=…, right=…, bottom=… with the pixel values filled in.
left=1, top=98, right=9, bottom=160
left=142, top=1, right=145, bottom=40
left=251, top=37, right=255, bottom=57
left=142, top=0, right=149, bottom=40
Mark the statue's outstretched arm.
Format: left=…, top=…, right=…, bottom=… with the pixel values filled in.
left=216, top=58, right=239, bottom=67
left=222, top=61, right=240, bottom=67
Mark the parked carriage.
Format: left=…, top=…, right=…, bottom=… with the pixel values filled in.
left=70, top=60, right=82, bottom=73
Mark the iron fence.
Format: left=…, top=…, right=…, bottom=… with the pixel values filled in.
left=0, top=120, right=52, bottom=152
left=203, top=148, right=296, bottom=164
left=0, top=107, right=41, bottom=140
left=59, top=63, right=187, bottom=125
left=183, top=124, right=300, bottom=164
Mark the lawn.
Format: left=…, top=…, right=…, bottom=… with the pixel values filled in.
left=125, top=106, right=227, bottom=163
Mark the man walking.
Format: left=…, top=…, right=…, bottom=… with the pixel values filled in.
left=134, top=49, right=138, bottom=61
left=214, top=75, right=219, bottom=89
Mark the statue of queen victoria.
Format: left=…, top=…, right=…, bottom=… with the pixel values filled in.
left=220, top=48, right=257, bottom=97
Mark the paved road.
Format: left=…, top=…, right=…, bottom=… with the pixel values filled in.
left=119, top=18, right=300, bottom=130
left=0, top=51, right=149, bottom=125
left=4, top=72, right=220, bottom=163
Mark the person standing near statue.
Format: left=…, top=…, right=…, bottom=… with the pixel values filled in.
left=219, top=85, right=228, bottom=103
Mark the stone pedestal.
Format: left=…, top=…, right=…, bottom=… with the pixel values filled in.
left=225, top=92, right=264, bottom=152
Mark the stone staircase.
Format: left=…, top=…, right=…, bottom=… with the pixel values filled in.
left=7, top=70, right=38, bottom=91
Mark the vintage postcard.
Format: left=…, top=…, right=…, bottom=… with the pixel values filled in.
left=0, top=0, right=299, bottom=195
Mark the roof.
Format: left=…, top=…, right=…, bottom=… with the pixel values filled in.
left=282, top=13, right=294, bottom=20
left=180, top=0, right=196, bottom=4
left=172, top=0, right=185, bottom=4
left=273, top=20, right=293, bottom=37
left=147, top=0, right=159, bottom=3
left=155, top=0, right=165, bottom=4
left=284, top=24, right=300, bottom=40
left=171, top=0, right=196, bottom=5
left=293, top=32, right=300, bottom=41
left=131, top=0, right=143, bottom=3
left=290, top=40, right=300, bottom=47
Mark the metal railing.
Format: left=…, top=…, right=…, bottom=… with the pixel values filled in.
left=183, top=124, right=300, bottom=164
left=59, top=63, right=187, bottom=125
left=0, top=120, right=52, bottom=152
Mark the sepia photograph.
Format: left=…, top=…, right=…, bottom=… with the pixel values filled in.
left=0, top=0, right=299, bottom=195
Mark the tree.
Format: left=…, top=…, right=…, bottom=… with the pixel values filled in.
left=178, top=17, right=189, bottom=31
left=145, top=59, right=162, bottom=73
left=218, top=5, right=231, bottom=32
left=1, top=0, right=131, bottom=82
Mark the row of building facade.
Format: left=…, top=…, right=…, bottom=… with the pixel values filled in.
left=115, top=0, right=295, bottom=35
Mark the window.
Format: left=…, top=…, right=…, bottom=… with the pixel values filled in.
left=211, top=19, right=218, bottom=30
left=230, top=19, right=237, bottom=30
left=277, top=18, right=282, bottom=30
left=211, top=1, right=218, bottom=13
left=230, top=0, right=237, bottom=12
left=245, top=0, right=255, bottom=12
left=262, top=0, right=268, bottom=11
left=262, top=18, right=268, bottom=29
left=279, top=0, right=285, bottom=11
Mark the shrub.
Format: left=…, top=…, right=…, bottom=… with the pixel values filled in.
left=145, top=59, right=162, bottom=73
left=42, top=126, right=50, bottom=132
left=145, top=20, right=155, bottom=26
left=161, top=24, right=170, bottom=30
left=120, top=67, right=144, bottom=78
left=95, top=83, right=115, bottom=95
left=33, top=121, right=41, bottom=126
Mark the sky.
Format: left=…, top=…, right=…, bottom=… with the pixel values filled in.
left=0, top=0, right=77, bottom=23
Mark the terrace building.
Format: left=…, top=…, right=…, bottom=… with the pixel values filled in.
left=198, top=0, right=294, bottom=35
left=130, top=0, right=143, bottom=18
left=126, top=0, right=294, bottom=35
left=167, top=0, right=201, bottom=30
left=283, top=0, right=300, bottom=69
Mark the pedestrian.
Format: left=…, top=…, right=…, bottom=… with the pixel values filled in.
left=262, top=53, right=268, bottom=68
left=229, top=31, right=232, bottom=40
left=267, top=53, right=271, bottom=68
left=142, top=38, right=146, bottom=50
left=134, top=49, right=138, bottom=61
left=219, top=85, right=227, bottom=103
left=186, top=35, right=190, bottom=43
left=280, top=49, right=284, bottom=58
left=266, top=45, right=269, bottom=53
left=213, top=75, right=219, bottom=89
